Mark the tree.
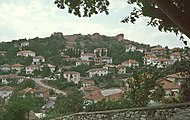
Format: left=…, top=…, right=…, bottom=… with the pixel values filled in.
left=52, top=89, right=84, bottom=115
left=126, top=66, right=165, bottom=107
left=54, top=0, right=190, bottom=44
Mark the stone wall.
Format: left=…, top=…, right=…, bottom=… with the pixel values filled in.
left=51, top=103, right=190, bottom=120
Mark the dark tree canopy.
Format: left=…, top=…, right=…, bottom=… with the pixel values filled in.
left=54, top=0, right=190, bottom=44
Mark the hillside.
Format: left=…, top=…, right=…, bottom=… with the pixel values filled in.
left=0, top=32, right=149, bottom=66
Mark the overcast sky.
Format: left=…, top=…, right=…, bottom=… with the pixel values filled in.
left=0, top=0, right=188, bottom=48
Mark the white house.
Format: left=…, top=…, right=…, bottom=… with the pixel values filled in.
left=94, top=48, right=108, bottom=57
left=151, top=46, right=167, bottom=56
left=0, top=74, right=25, bottom=84
left=117, top=65, right=126, bottom=74
left=95, top=56, right=113, bottom=65
left=26, top=65, right=40, bottom=74
left=21, top=41, right=29, bottom=47
left=170, top=52, right=181, bottom=63
left=144, top=55, right=158, bottom=65
left=166, top=73, right=186, bottom=85
left=87, top=68, right=108, bottom=78
left=80, top=53, right=96, bottom=61
left=122, top=59, right=139, bottom=67
left=47, top=64, right=56, bottom=73
left=0, top=51, right=7, bottom=56
left=0, top=64, right=11, bottom=72
left=125, top=44, right=136, bottom=52
left=32, top=56, right=45, bottom=65
left=0, top=86, right=14, bottom=99
left=156, top=58, right=171, bottom=68
left=17, top=50, right=36, bottom=57
left=11, top=64, right=25, bottom=73
left=76, top=60, right=90, bottom=66
left=63, top=71, right=80, bottom=84
left=82, top=80, right=95, bottom=87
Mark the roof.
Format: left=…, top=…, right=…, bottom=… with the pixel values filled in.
left=12, top=64, right=24, bottom=67
left=101, top=88, right=123, bottom=97
left=82, top=86, right=100, bottom=91
left=0, top=74, right=24, bottom=79
left=83, top=80, right=95, bottom=84
left=170, top=52, right=181, bottom=56
left=17, top=50, right=35, bottom=54
left=144, top=52, right=154, bottom=55
left=151, top=47, right=166, bottom=51
left=0, top=86, right=14, bottom=91
left=158, top=58, right=169, bottom=62
left=33, top=55, right=45, bottom=59
left=47, top=64, right=55, bottom=68
left=0, top=51, right=7, bottom=54
left=34, top=87, right=49, bottom=93
left=160, top=79, right=180, bottom=90
left=64, top=71, right=80, bottom=74
left=87, top=68, right=107, bottom=73
left=122, top=59, right=139, bottom=64
left=167, top=73, right=186, bottom=79
left=94, top=48, right=107, bottom=51
left=81, top=53, right=96, bottom=56
left=0, top=64, right=11, bottom=67
left=20, top=87, right=35, bottom=94
left=83, top=90, right=104, bottom=101
left=144, top=55, right=157, bottom=58
left=117, top=65, right=126, bottom=68
left=26, top=65, right=40, bottom=68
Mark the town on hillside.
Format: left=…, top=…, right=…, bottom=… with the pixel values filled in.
left=0, top=32, right=189, bottom=119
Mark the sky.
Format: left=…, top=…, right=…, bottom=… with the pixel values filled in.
left=0, top=0, right=189, bottom=48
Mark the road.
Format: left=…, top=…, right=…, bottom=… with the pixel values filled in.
left=33, top=78, right=66, bottom=95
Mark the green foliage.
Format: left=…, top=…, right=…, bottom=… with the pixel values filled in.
left=54, top=0, right=110, bottom=17
left=52, top=89, right=84, bottom=115
left=126, top=66, right=165, bottom=107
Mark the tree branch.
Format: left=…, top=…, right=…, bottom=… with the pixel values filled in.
left=150, top=0, right=190, bottom=38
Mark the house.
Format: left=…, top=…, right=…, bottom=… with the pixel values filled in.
left=170, top=52, right=181, bottom=63
left=63, top=71, right=80, bottom=84
left=160, top=79, right=180, bottom=97
left=143, top=55, right=158, bottom=65
left=122, top=59, right=139, bottom=67
left=47, top=64, right=56, bottom=73
left=87, top=68, right=108, bottom=78
left=81, top=86, right=100, bottom=93
left=117, top=65, right=126, bottom=74
left=156, top=58, right=171, bottom=68
left=0, top=86, right=14, bottom=98
left=94, top=48, right=108, bottom=57
left=21, top=87, right=49, bottom=99
left=0, top=64, right=11, bottom=72
left=76, top=60, right=90, bottom=66
left=33, top=87, right=49, bottom=99
left=21, top=41, right=29, bottom=47
left=83, top=88, right=123, bottom=103
left=11, top=64, right=24, bottom=73
left=82, top=80, right=95, bottom=87
left=80, top=53, right=96, bottom=61
left=0, top=74, right=25, bottom=84
left=17, top=50, right=36, bottom=57
left=0, top=51, right=7, bottom=56
left=166, top=73, right=186, bottom=85
left=32, top=56, right=45, bottom=65
left=151, top=46, right=167, bottom=56
left=62, top=55, right=70, bottom=61
left=137, top=48, right=146, bottom=53
left=26, top=65, right=40, bottom=74
left=125, top=44, right=136, bottom=52
left=95, top=56, right=113, bottom=65
left=144, top=52, right=154, bottom=56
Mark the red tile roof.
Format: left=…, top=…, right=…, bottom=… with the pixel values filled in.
left=0, top=86, right=14, bottom=91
